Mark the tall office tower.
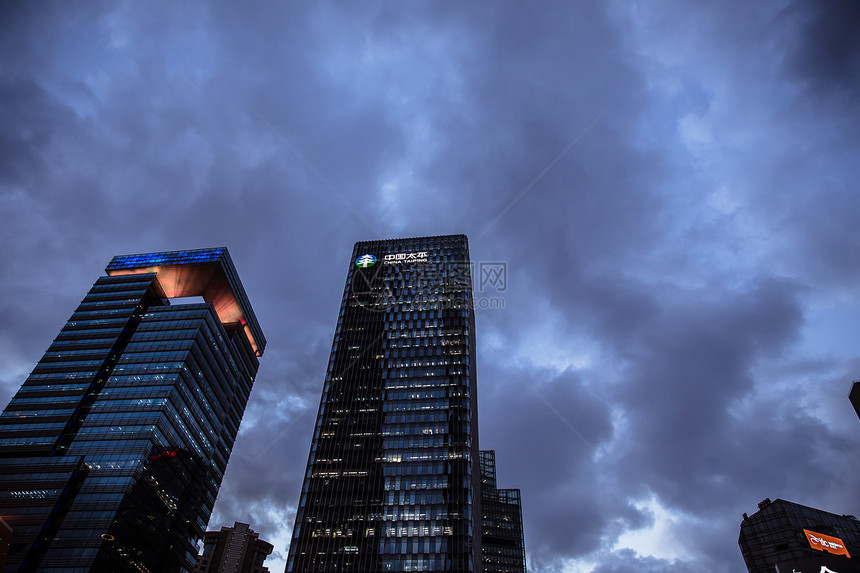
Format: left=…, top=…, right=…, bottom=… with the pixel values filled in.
left=479, top=451, right=526, bottom=573
left=286, top=235, right=481, bottom=573
left=194, top=521, right=273, bottom=573
left=0, top=248, right=265, bottom=573
left=739, top=498, right=860, bottom=573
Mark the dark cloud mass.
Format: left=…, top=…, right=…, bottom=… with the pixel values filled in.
left=2, top=1, right=860, bottom=571
left=784, top=0, right=860, bottom=95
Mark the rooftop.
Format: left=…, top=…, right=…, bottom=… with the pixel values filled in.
left=106, top=247, right=265, bottom=356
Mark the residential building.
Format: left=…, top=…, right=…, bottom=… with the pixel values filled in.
left=739, top=498, right=860, bottom=573
left=0, top=248, right=265, bottom=572
left=195, top=521, right=273, bottom=573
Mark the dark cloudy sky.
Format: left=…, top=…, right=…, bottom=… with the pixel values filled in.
left=2, top=1, right=860, bottom=571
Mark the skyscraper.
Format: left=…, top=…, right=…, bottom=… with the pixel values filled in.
left=739, top=498, right=860, bottom=573
left=286, top=235, right=481, bottom=573
left=0, top=248, right=265, bottom=572
left=479, top=451, right=526, bottom=573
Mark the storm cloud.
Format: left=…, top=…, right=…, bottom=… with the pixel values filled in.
left=2, top=1, right=859, bottom=571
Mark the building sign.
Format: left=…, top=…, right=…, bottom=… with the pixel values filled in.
left=355, top=254, right=377, bottom=268
left=384, top=251, right=428, bottom=264
left=805, top=529, right=852, bottom=558
left=149, top=449, right=178, bottom=462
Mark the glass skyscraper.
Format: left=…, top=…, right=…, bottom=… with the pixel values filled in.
left=0, top=248, right=265, bottom=572
left=286, top=235, right=481, bottom=573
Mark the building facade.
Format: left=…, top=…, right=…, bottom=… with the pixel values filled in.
left=195, top=521, right=273, bottom=573
left=739, top=498, right=860, bottom=573
left=286, top=235, right=481, bottom=573
left=850, top=380, right=860, bottom=421
left=0, top=248, right=265, bottom=572
left=479, top=451, right=526, bottom=573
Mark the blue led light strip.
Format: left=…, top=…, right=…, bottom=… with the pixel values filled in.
left=106, top=248, right=226, bottom=270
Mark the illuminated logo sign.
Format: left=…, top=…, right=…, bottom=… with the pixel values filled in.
left=384, top=251, right=429, bottom=264
left=805, top=530, right=851, bottom=558
left=355, top=254, right=377, bottom=268
left=149, top=449, right=178, bottom=462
